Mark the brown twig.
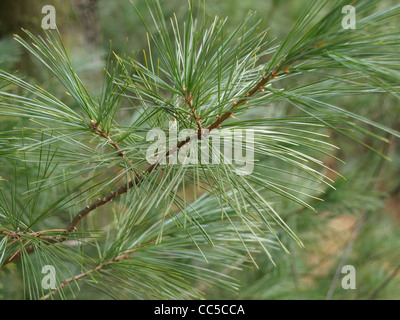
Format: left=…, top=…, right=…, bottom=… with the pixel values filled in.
left=67, top=66, right=278, bottom=233
left=40, top=252, right=129, bottom=300
left=1, top=229, right=66, bottom=241
left=207, top=67, right=277, bottom=131
left=40, top=239, right=156, bottom=300
left=1, top=65, right=282, bottom=267
left=90, top=120, right=135, bottom=169
left=1, top=229, right=67, bottom=267
left=183, top=86, right=203, bottom=138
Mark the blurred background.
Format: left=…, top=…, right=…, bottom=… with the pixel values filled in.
left=0, top=0, right=399, bottom=299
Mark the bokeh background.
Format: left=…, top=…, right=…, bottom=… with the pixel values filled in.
left=0, top=0, right=399, bottom=299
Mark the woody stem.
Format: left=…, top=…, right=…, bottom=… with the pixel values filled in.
left=1, top=65, right=282, bottom=267
left=40, top=239, right=156, bottom=300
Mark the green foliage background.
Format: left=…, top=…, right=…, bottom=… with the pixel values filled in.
left=0, top=0, right=399, bottom=300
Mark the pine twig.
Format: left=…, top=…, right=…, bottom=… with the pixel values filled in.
left=1, top=64, right=282, bottom=267
left=40, top=253, right=129, bottom=300
left=183, top=86, right=203, bottom=138
left=69, top=65, right=281, bottom=231
left=207, top=67, right=278, bottom=131
left=40, top=239, right=157, bottom=300
left=89, top=120, right=134, bottom=168
left=0, top=229, right=66, bottom=243
left=1, top=229, right=67, bottom=267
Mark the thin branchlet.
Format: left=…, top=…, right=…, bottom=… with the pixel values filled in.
left=89, top=120, right=134, bottom=167
left=183, top=85, right=203, bottom=138
left=40, top=239, right=157, bottom=300
left=1, top=64, right=282, bottom=267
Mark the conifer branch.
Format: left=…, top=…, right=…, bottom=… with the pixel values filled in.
left=63, top=65, right=282, bottom=231
left=1, top=64, right=281, bottom=267
left=1, top=229, right=67, bottom=267
left=40, top=239, right=157, bottom=300
left=182, top=86, right=203, bottom=138
left=207, top=66, right=279, bottom=131
left=89, top=120, right=134, bottom=168
left=0, top=229, right=66, bottom=243
left=1, top=0, right=400, bottom=300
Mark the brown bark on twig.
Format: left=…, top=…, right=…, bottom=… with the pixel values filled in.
left=1, top=64, right=282, bottom=267
left=90, top=120, right=135, bottom=168
left=182, top=86, right=203, bottom=138
left=40, top=239, right=156, bottom=300
left=70, top=67, right=280, bottom=232
left=1, top=229, right=67, bottom=267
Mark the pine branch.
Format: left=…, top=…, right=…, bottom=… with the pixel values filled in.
left=207, top=66, right=279, bottom=131
left=182, top=86, right=203, bottom=138
left=1, top=64, right=281, bottom=268
left=40, top=239, right=157, bottom=300
left=0, top=229, right=67, bottom=267
left=89, top=120, right=134, bottom=168
left=3, top=0, right=399, bottom=300
left=0, top=229, right=66, bottom=243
